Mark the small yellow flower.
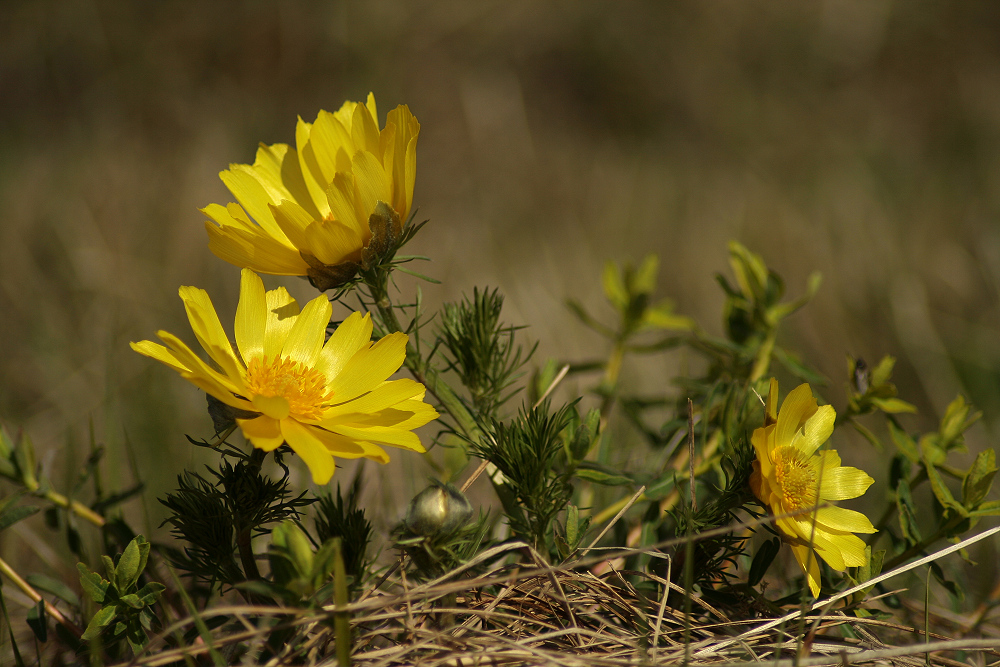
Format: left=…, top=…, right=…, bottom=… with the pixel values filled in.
left=131, top=269, right=437, bottom=484
left=203, top=93, right=420, bottom=289
left=750, top=379, right=876, bottom=596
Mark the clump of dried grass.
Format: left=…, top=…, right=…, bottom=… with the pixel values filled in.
left=126, top=528, right=1000, bottom=667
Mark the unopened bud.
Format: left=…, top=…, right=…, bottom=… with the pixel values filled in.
left=405, top=482, right=473, bottom=537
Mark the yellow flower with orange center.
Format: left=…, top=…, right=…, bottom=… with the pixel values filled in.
left=131, top=269, right=437, bottom=484
left=203, top=93, right=419, bottom=288
left=750, top=379, right=876, bottom=596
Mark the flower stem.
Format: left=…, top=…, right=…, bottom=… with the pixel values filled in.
left=372, top=297, right=482, bottom=445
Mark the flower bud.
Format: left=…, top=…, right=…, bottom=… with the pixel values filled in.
left=404, top=482, right=473, bottom=537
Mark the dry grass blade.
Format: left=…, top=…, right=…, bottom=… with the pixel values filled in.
left=116, top=525, right=1000, bottom=667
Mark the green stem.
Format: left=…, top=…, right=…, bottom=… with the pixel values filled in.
left=372, top=296, right=482, bottom=445
left=0, top=555, right=80, bottom=635
left=40, top=489, right=106, bottom=527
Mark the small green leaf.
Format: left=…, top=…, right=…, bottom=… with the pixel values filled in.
left=748, top=537, right=780, bottom=587
left=101, top=555, right=116, bottom=582
left=115, top=537, right=144, bottom=593
left=896, top=479, right=922, bottom=547
left=870, top=356, right=896, bottom=388
left=849, top=419, right=883, bottom=451
left=119, top=594, right=143, bottom=609
left=962, top=449, right=997, bottom=509
left=13, top=433, right=38, bottom=491
left=644, top=477, right=675, bottom=501
left=26, top=599, right=46, bottom=643
left=929, top=561, right=964, bottom=601
left=924, top=460, right=967, bottom=517
left=969, top=500, right=1000, bottom=517
left=632, top=255, right=659, bottom=296
left=26, top=574, right=79, bottom=608
left=601, top=261, right=628, bottom=310
left=565, top=505, right=580, bottom=549
left=77, top=563, right=109, bottom=604
left=136, top=582, right=165, bottom=607
left=81, top=605, right=117, bottom=641
left=888, top=420, right=919, bottom=463
left=574, top=468, right=633, bottom=486
left=870, top=397, right=917, bottom=414
left=0, top=505, right=40, bottom=533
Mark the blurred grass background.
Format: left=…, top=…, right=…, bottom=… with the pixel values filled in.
left=2, top=0, right=1000, bottom=583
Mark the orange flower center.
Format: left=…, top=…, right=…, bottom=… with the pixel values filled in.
left=773, top=445, right=819, bottom=511
left=244, top=355, right=331, bottom=420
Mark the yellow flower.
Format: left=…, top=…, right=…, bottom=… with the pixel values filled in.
left=131, top=269, right=437, bottom=484
left=203, top=93, right=420, bottom=289
left=750, top=379, right=876, bottom=596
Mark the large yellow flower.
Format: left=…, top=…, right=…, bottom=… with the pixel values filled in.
left=749, top=379, right=876, bottom=597
left=131, top=269, right=437, bottom=484
left=203, top=93, right=420, bottom=289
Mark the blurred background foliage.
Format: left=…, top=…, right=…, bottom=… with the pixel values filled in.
left=2, top=0, right=1000, bottom=570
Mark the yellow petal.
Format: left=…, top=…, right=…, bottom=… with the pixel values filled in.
left=364, top=92, right=379, bottom=132
left=328, top=424, right=425, bottom=452
left=203, top=202, right=254, bottom=233
left=155, top=331, right=252, bottom=410
left=269, top=200, right=315, bottom=251
left=263, top=287, right=300, bottom=359
left=178, top=286, right=244, bottom=386
left=248, top=142, right=322, bottom=220
left=280, top=295, right=332, bottom=367
left=352, top=151, right=391, bottom=218
left=238, top=415, right=284, bottom=451
left=130, top=340, right=189, bottom=374
left=235, top=269, right=266, bottom=363
left=325, top=171, right=367, bottom=236
left=819, top=465, right=874, bottom=501
left=316, top=311, right=373, bottom=380
left=789, top=543, right=821, bottom=597
left=358, top=400, right=439, bottom=431
left=322, top=378, right=426, bottom=421
left=253, top=395, right=290, bottom=420
left=328, top=332, right=407, bottom=402
left=386, top=105, right=419, bottom=218
left=302, top=218, right=365, bottom=265
left=814, top=506, right=877, bottom=534
left=792, top=404, right=835, bottom=456
left=775, top=384, right=817, bottom=447
left=219, top=169, right=288, bottom=242
left=309, top=109, right=354, bottom=182
left=819, top=532, right=868, bottom=568
left=765, top=378, right=779, bottom=425
left=281, top=419, right=335, bottom=484
left=301, top=425, right=387, bottom=462
left=351, top=99, right=380, bottom=154
left=205, top=220, right=310, bottom=275
left=296, top=116, right=331, bottom=217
